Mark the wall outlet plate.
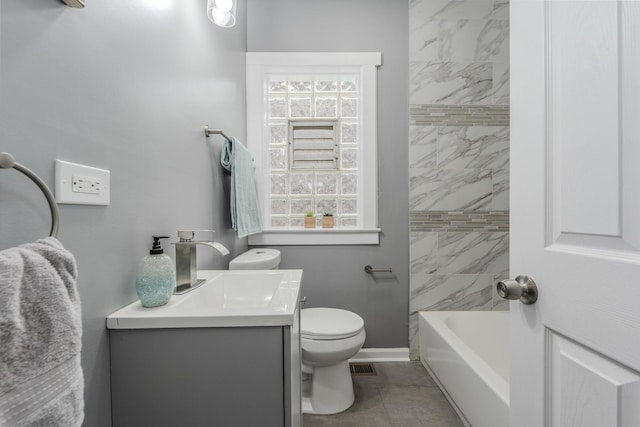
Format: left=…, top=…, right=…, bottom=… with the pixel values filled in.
left=55, top=159, right=110, bottom=205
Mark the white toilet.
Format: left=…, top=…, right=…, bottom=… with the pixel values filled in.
left=228, top=248, right=281, bottom=270
left=228, top=248, right=367, bottom=415
left=300, top=307, right=366, bottom=415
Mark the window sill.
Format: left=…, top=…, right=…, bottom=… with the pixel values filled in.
left=248, top=228, right=381, bottom=246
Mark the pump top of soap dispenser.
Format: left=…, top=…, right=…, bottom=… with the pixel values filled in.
left=150, top=236, right=170, bottom=255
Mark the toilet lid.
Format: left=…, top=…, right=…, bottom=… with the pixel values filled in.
left=301, top=308, right=364, bottom=340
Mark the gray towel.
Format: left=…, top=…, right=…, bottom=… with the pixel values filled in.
left=0, top=237, right=84, bottom=427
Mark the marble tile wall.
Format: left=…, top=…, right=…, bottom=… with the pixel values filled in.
left=409, top=0, right=510, bottom=105
left=408, top=0, right=510, bottom=358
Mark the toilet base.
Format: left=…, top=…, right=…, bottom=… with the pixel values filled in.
left=301, top=360, right=355, bottom=415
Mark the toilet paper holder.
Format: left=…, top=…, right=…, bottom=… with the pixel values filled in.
left=364, top=265, right=393, bottom=274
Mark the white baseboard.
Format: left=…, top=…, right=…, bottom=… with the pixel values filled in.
left=349, top=348, right=410, bottom=363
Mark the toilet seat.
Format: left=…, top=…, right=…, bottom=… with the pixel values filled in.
left=301, top=308, right=364, bottom=340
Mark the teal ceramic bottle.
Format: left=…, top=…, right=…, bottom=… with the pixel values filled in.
left=136, top=236, right=176, bottom=308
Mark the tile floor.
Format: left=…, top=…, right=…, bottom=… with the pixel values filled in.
left=303, top=362, right=464, bottom=427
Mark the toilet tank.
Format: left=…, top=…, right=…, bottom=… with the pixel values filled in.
left=229, top=248, right=281, bottom=270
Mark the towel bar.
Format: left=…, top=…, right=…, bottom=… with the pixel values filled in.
left=205, top=127, right=255, bottom=163
left=0, top=152, right=59, bottom=237
left=203, top=125, right=232, bottom=143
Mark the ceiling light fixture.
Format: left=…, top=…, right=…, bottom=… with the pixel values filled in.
left=207, top=0, right=236, bottom=28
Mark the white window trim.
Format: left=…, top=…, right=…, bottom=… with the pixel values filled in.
left=246, top=52, right=381, bottom=246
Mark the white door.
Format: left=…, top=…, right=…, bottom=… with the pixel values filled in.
left=510, top=1, right=640, bottom=426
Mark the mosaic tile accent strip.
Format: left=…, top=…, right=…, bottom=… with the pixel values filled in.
left=410, top=104, right=509, bottom=126
left=410, top=210, right=509, bottom=232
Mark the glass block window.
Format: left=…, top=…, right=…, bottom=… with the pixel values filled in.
left=247, top=52, right=380, bottom=244
left=267, top=76, right=359, bottom=228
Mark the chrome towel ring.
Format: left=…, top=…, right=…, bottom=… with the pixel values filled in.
left=0, top=152, right=59, bottom=238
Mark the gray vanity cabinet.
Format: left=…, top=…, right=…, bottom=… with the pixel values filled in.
left=109, top=307, right=301, bottom=427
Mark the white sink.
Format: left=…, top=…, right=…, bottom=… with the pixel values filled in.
left=106, top=269, right=303, bottom=329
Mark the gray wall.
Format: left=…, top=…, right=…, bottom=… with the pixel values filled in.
left=0, top=1, right=247, bottom=426
left=247, top=0, right=410, bottom=348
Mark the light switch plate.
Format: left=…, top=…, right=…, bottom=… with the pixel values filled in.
left=55, top=159, right=110, bottom=205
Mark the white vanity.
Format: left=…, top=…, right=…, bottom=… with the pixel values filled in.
left=106, top=270, right=303, bottom=427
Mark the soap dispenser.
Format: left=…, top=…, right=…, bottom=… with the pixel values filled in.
left=136, top=236, right=176, bottom=308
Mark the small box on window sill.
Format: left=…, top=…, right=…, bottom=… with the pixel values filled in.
left=322, top=215, right=334, bottom=228
left=304, top=216, right=316, bottom=228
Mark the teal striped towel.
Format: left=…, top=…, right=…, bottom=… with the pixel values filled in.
left=220, top=137, right=262, bottom=238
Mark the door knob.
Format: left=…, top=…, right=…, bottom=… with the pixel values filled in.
left=496, top=275, right=538, bottom=305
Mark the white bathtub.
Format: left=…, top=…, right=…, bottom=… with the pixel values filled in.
left=419, top=311, right=509, bottom=427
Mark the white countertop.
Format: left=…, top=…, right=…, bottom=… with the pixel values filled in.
left=106, top=269, right=303, bottom=329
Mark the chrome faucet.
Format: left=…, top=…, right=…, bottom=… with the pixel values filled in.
left=172, top=230, right=230, bottom=294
